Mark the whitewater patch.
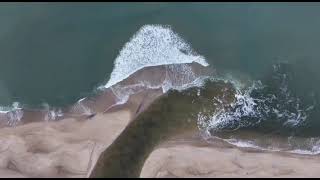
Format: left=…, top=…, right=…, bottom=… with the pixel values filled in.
left=2, top=102, right=23, bottom=126
left=103, top=24, right=209, bottom=89
left=105, top=63, right=211, bottom=107
left=196, top=63, right=318, bottom=155
left=41, top=103, right=64, bottom=121
left=197, top=62, right=316, bottom=136
left=207, top=135, right=320, bottom=155
left=96, top=24, right=212, bottom=106
left=0, top=107, right=10, bottom=114
left=197, top=79, right=264, bottom=135
left=226, top=137, right=320, bottom=155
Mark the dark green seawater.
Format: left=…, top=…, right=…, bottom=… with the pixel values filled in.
left=1, top=3, right=320, bottom=137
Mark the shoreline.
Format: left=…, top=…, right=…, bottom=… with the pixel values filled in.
left=0, top=62, right=210, bottom=128
left=0, top=62, right=203, bottom=178
left=89, top=79, right=320, bottom=178
left=141, top=135, right=320, bottom=178
left=0, top=86, right=166, bottom=178
left=0, top=63, right=319, bottom=178
left=0, top=85, right=163, bottom=178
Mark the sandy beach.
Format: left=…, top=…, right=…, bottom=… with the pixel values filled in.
left=0, top=110, right=131, bottom=178
left=0, top=64, right=319, bottom=178
left=141, top=144, right=320, bottom=178
left=1, top=5, right=320, bottom=178
left=141, top=131, right=320, bottom=178
left=1, top=113, right=320, bottom=178
left=0, top=84, right=163, bottom=178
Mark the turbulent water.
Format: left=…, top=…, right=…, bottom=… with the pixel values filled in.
left=1, top=3, right=320, bottom=155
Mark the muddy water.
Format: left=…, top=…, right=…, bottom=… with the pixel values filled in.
left=89, top=80, right=235, bottom=178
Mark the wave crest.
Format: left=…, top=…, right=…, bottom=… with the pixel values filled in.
left=104, top=24, right=209, bottom=89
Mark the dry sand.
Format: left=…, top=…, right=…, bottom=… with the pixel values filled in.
left=0, top=86, right=163, bottom=178
left=141, top=135, right=320, bottom=178
left=0, top=110, right=131, bottom=178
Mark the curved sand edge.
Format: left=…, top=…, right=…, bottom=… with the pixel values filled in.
left=141, top=136, right=320, bottom=178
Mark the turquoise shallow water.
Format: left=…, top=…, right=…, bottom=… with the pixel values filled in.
left=0, top=3, right=320, bottom=138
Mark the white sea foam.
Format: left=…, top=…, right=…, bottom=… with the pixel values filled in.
left=96, top=24, right=211, bottom=106
left=0, top=107, right=10, bottom=114
left=288, top=149, right=320, bottom=155
left=224, top=138, right=266, bottom=149
left=197, top=67, right=315, bottom=135
left=110, top=83, right=146, bottom=105
left=107, top=63, right=210, bottom=106
left=0, top=103, right=23, bottom=127
left=197, top=79, right=263, bottom=135
left=216, top=136, right=320, bottom=155
left=77, top=97, right=86, bottom=103
left=44, top=109, right=63, bottom=122
left=232, top=139, right=320, bottom=155
left=103, top=24, right=208, bottom=89
left=197, top=71, right=319, bottom=155
left=71, top=99, right=94, bottom=116
left=161, top=64, right=208, bottom=93
left=0, top=102, right=22, bottom=114
left=5, top=102, right=23, bottom=126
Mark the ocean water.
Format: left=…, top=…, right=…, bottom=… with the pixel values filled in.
left=1, top=3, right=320, bottom=154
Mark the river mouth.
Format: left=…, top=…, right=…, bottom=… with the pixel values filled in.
left=89, top=66, right=320, bottom=177
left=1, top=62, right=318, bottom=177
left=89, top=79, right=236, bottom=178
left=0, top=19, right=319, bottom=177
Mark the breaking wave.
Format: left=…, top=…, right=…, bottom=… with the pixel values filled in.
left=103, top=24, right=209, bottom=89
left=100, top=24, right=211, bottom=106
